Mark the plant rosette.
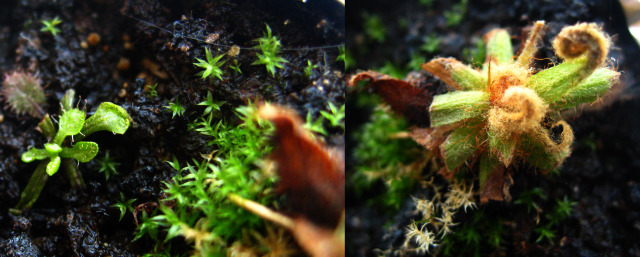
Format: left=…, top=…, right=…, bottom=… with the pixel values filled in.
left=349, top=21, right=620, bottom=202
left=13, top=89, right=131, bottom=212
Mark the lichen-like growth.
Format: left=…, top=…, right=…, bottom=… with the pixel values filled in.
left=1, top=71, right=46, bottom=117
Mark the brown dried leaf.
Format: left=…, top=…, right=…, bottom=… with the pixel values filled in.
left=422, top=58, right=463, bottom=90
left=409, top=125, right=453, bottom=151
left=348, top=71, right=432, bottom=126
left=292, top=216, right=345, bottom=257
left=258, top=105, right=344, bottom=227
left=479, top=165, right=513, bottom=203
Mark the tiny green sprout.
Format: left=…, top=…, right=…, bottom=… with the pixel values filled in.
left=534, top=224, right=556, bottom=244
left=514, top=187, right=546, bottom=213
left=363, top=13, right=387, bottom=43
left=421, top=34, right=441, bottom=54
left=547, top=195, right=577, bottom=225
left=197, top=92, right=225, bottom=116
left=112, top=192, right=136, bottom=221
left=304, top=60, right=318, bottom=77
left=337, top=45, right=346, bottom=62
left=443, top=0, right=467, bottom=27
left=304, top=111, right=327, bottom=136
left=230, top=61, right=242, bottom=74
left=40, top=17, right=62, bottom=36
left=147, top=83, right=158, bottom=97
left=252, top=24, right=288, bottom=77
left=14, top=89, right=132, bottom=212
left=419, top=21, right=619, bottom=198
left=320, top=102, right=345, bottom=130
left=194, top=47, right=226, bottom=81
left=97, top=151, right=120, bottom=180
left=165, top=97, right=185, bottom=118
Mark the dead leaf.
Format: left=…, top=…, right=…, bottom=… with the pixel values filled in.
left=348, top=71, right=432, bottom=126
left=258, top=105, right=344, bottom=227
left=479, top=165, right=513, bottom=203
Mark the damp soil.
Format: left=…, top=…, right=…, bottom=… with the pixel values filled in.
left=0, top=0, right=344, bottom=256
left=347, top=0, right=640, bottom=256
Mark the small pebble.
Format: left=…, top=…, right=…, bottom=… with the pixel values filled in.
left=87, top=32, right=100, bottom=46
left=117, top=57, right=130, bottom=70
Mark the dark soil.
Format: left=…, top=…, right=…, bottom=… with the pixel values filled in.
left=347, top=0, right=640, bottom=256
left=0, top=0, right=344, bottom=256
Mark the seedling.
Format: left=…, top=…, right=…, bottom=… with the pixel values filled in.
left=443, top=0, right=467, bottom=27
left=165, top=97, right=185, bottom=118
left=304, top=60, right=318, bottom=77
left=97, top=151, right=120, bottom=181
left=197, top=92, right=224, bottom=116
left=320, top=102, right=345, bottom=130
left=252, top=24, right=288, bottom=77
left=421, top=21, right=619, bottom=201
left=112, top=192, right=137, bottom=221
left=193, top=47, right=226, bottom=81
left=363, top=13, right=387, bottom=43
left=12, top=89, right=131, bottom=212
left=147, top=83, right=158, bottom=97
left=40, top=17, right=62, bottom=36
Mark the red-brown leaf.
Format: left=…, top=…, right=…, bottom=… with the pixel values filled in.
left=259, top=105, right=344, bottom=227
left=479, top=165, right=513, bottom=203
left=348, top=71, right=432, bottom=126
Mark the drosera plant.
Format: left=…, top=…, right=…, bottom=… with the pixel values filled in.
left=252, top=24, right=288, bottom=77
left=40, top=17, right=62, bottom=36
left=1, top=70, right=46, bottom=117
left=11, top=89, right=131, bottom=213
left=349, top=20, right=619, bottom=254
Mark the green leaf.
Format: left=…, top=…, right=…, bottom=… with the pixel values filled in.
left=521, top=135, right=569, bottom=171
left=21, top=148, right=48, bottom=163
left=549, top=68, right=618, bottom=109
left=60, top=141, right=99, bottom=162
left=38, top=114, right=56, bottom=139
left=487, top=129, right=516, bottom=166
left=82, top=102, right=131, bottom=137
left=479, top=153, right=500, bottom=187
left=441, top=126, right=481, bottom=171
left=46, top=156, right=61, bottom=176
left=528, top=57, right=591, bottom=103
left=429, top=91, right=489, bottom=127
left=485, top=29, right=513, bottom=65
left=53, top=108, right=85, bottom=145
left=13, top=162, right=49, bottom=211
left=61, top=89, right=76, bottom=112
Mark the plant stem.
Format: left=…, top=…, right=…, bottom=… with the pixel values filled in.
left=11, top=161, right=49, bottom=213
left=64, top=158, right=85, bottom=189
left=227, top=193, right=294, bottom=229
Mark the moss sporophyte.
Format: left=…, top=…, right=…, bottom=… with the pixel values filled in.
left=11, top=89, right=131, bottom=213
